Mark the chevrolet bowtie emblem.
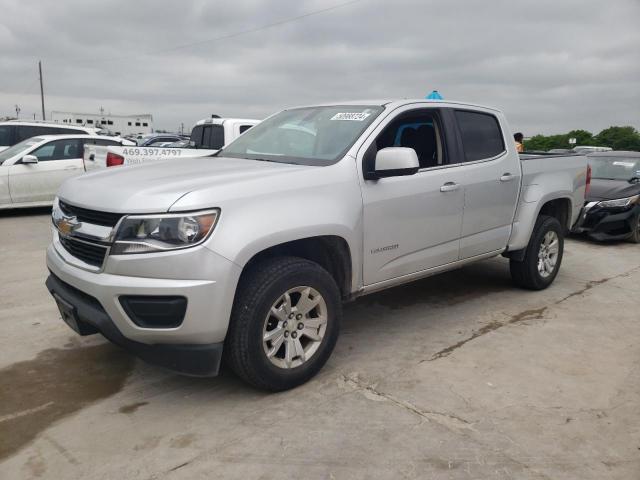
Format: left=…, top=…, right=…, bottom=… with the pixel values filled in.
left=57, top=216, right=80, bottom=236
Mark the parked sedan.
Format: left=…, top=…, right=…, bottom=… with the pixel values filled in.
left=0, top=135, right=132, bottom=209
left=577, top=151, right=640, bottom=243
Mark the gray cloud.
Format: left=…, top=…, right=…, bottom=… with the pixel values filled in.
left=1, top=0, right=638, bottom=135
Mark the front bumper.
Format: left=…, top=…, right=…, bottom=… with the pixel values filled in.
left=46, top=273, right=223, bottom=376
left=576, top=203, right=640, bottom=241
left=46, top=238, right=243, bottom=376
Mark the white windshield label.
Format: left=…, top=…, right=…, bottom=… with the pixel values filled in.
left=612, top=161, right=635, bottom=167
left=330, top=112, right=371, bottom=121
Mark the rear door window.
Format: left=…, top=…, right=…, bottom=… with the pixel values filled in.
left=454, top=110, right=505, bottom=162
left=16, top=126, right=48, bottom=142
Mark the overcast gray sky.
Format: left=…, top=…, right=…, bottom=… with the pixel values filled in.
left=1, top=0, right=638, bottom=134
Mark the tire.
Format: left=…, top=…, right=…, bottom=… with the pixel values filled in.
left=626, top=213, right=640, bottom=244
left=510, top=215, right=564, bottom=290
left=224, top=256, right=341, bottom=391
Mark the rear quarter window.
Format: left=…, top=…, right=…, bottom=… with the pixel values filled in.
left=455, top=110, right=505, bottom=162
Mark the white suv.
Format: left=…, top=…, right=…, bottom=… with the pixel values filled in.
left=0, top=121, right=99, bottom=152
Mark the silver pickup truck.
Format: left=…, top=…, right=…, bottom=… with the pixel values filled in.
left=46, top=100, right=589, bottom=391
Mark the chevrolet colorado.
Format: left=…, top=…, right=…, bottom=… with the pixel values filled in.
left=46, top=100, right=589, bottom=391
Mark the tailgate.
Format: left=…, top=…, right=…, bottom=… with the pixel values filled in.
left=120, top=147, right=219, bottom=166
left=83, top=144, right=112, bottom=171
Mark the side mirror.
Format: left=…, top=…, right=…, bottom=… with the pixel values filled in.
left=374, top=147, right=419, bottom=178
left=22, top=154, right=39, bottom=164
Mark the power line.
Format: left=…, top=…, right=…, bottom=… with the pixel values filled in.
left=71, top=0, right=364, bottom=66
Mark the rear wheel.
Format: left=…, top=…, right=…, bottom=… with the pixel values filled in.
left=510, top=215, right=564, bottom=290
left=225, top=256, right=341, bottom=391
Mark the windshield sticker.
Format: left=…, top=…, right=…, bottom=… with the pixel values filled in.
left=330, top=112, right=371, bottom=121
left=612, top=161, right=635, bottom=167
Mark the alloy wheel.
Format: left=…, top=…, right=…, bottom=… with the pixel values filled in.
left=262, top=286, right=328, bottom=369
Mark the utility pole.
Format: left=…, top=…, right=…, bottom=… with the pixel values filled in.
left=38, top=60, right=45, bottom=120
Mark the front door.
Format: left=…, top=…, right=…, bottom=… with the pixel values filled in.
left=8, top=138, right=84, bottom=204
left=359, top=107, right=465, bottom=286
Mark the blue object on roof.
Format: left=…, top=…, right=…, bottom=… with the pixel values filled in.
left=426, top=90, right=443, bottom=100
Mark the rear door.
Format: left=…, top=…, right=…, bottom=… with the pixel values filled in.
left=359, top=106, right=465, bottom=285
left=8, top=138, right=84, bottom=203
left=452, top=109, right=521, bottom=258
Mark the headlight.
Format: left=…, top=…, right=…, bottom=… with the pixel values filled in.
left=597, top=194, right=639, bottom=209
left=111, top=209, right=219, bottom=254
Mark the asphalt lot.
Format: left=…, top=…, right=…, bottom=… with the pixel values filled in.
left=1, top=208, right=639, bottom=480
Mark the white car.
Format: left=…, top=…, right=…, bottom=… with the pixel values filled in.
left=0, top=121, right=99, bottom=153
left=0, top=134, right=133, bottom=209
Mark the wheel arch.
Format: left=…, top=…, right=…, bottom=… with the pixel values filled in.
left=538, top=197, right=572, bottom=232
left=238, top=235, right=354, bottom=300
left=507, top=194, right=574, bottom=256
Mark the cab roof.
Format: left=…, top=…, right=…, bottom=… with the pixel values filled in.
left=287, top=99, right=502, bottom=113
left=28, top=134, right=125, bottom=142
left=0, top=120, right=99, bottom=132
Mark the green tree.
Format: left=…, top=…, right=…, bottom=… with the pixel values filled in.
left=595, top=126, right=640, bottom=151
left=525, top=126, right=640, bottom=152
left=566, top=129, right=594, bottom=146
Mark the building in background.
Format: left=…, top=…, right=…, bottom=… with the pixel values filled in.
left=50, top=110, right=153, bottom=136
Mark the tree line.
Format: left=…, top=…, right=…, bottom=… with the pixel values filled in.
left=525, top=126, right=640, bottom=152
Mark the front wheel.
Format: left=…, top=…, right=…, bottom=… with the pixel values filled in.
left=627, top=213, right=640, bottom=243
left=225, top=256, right=341, bottom=391
left=510, top=215, right=564, bottom=290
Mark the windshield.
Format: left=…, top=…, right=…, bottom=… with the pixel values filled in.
left=220, top=105, right=384, bottom=166
left=0, top=137, right=43, bottom=165
left=589, top=156, right=640, bottom=181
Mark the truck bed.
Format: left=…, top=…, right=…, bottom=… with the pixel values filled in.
left=507, top=152, right=588, bottom=251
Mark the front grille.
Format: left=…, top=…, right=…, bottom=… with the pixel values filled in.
left=59, top=201, right=123, bottom=227
left=59, top=236, right=108, bottom=268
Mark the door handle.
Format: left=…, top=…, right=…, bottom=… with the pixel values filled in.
left=500, top=173, right=515, bottom=182
left=440, top=182, right=460, bottom=192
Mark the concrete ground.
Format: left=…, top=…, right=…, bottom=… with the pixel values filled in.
left=1, top=207, right=639, bottom=480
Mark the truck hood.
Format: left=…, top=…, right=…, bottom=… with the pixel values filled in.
left=58, top=156, right=309, bottom=213
left=586, top=178, right=640, bottom=202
